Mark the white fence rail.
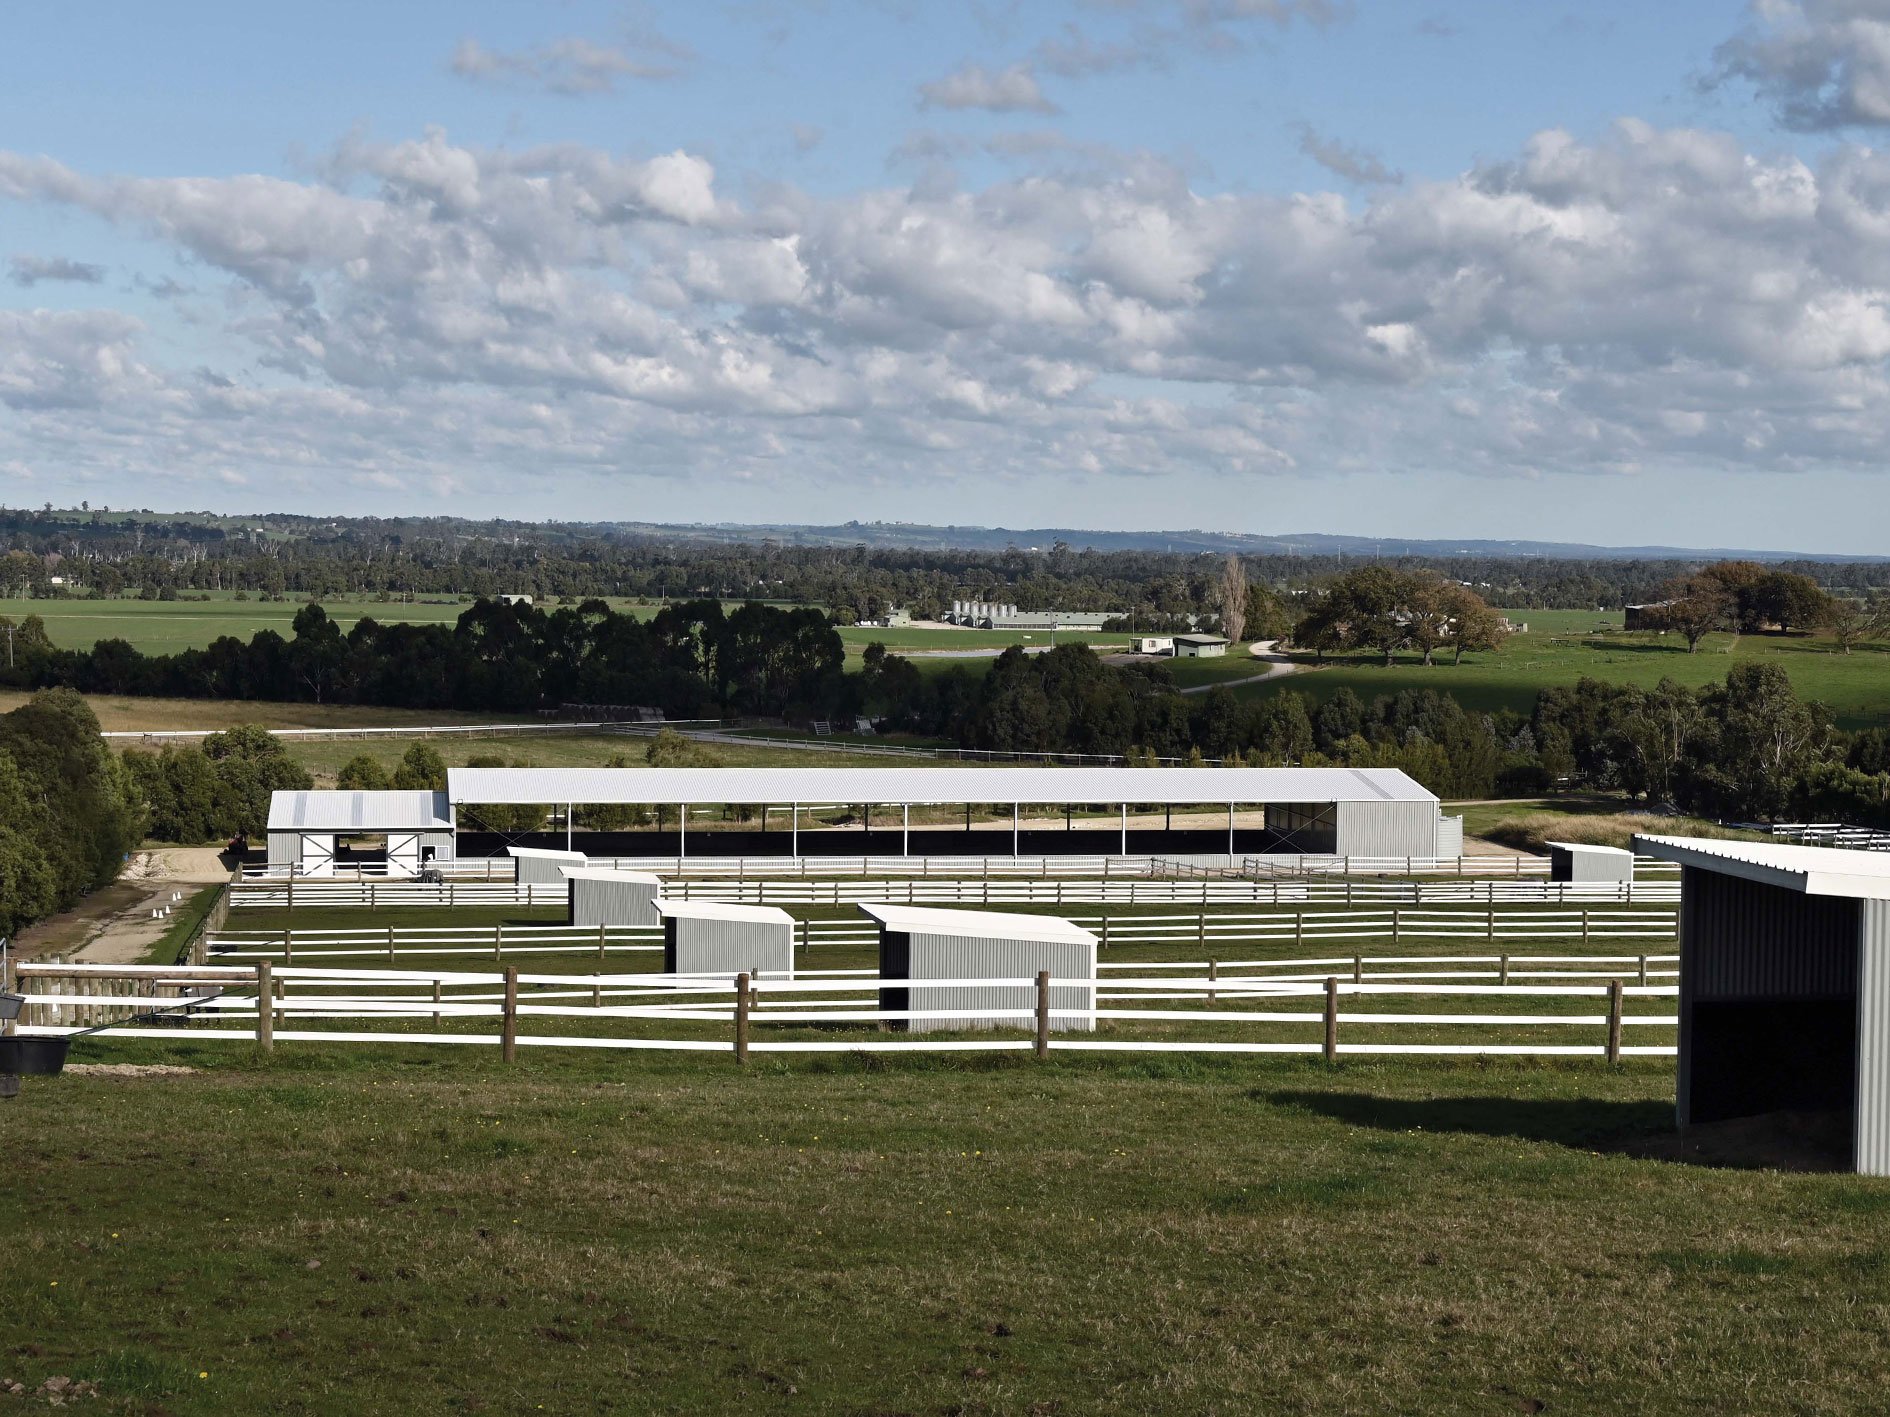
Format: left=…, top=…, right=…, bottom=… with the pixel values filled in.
left=206, top=907, right=1677, bottom=964
left=230, top=877, right=1681, bottom=910
left=14, top=960, right=1678, bottom=1061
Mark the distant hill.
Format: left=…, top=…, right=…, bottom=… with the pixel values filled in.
left=582, top=520, right=1887, bottom=564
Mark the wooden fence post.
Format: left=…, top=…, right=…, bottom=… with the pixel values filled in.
left=501, top=966, right=518, bottom=1064
left=1197, top=913, right=1207, bottom=950
left=1352, top=954, right=1362, bottom=984
left=1486, top=907, right=1496, bottom=943
left=1207, top=958, right=1217, bottom=1005
left=1606, top=979, right=1623, bottom=1065
left=1581, top=908, right=1591, bottom=947
left=256, top=962, right=274, bottom=1052
left=1499, top=954, right=1510, bottom=986
left=734, top=972, right=750, bottom=1065
left=432, top=978, right=442, bottom=1027
left=493, top=926, right=503, bottom=962
left=1035, top=970, right=1051, bottom=1059
left=597, top=924, right=607, bottom=961
left=282, top=931, right=293, bottom=966
left=1391, top=908, right=1401, bottom=947
left=1638, top=955, right=1648, bottom=987
left=1101, top=916, right=1110, bottom=952
left=1295, top=912, right=1304, bottom=950
left=1323, top=977, right=1339, bottom=1063
left=369, top=881, right=377, bottom=912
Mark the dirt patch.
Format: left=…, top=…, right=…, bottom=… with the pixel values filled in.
left=1610, top=1110, right=1852, bottom=1173
left=63, top=1063, right=200, bottom=1079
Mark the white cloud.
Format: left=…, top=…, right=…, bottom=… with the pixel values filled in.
left=918, top=63, right=1060, bottom=114
left=449, top=35, right=682, bottom=95
left=1711, top=0, right=1890, bottom=130
left=7, top=118, right=1890, bottom=502
left=1293, top=123, right=1402, bottom=185
left=7, top=254, right=106, bottom=286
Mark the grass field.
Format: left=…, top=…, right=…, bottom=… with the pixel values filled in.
left=8, top=1042, right=1888, bottom=1414
left=1244, top=611, right=1890, bottom=730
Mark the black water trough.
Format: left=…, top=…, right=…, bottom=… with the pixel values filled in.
left=0, top=1036, right=70, bottom=1075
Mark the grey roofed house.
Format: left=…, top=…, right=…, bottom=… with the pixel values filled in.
left=1635, top=834, right=1890, bottom=1175
left=653, top=899, right=796, bottom=977
left=860, top=902, right=1097, bottom=1034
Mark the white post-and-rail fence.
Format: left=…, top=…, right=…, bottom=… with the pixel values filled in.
left=12, top=960, right=1677, bottom=1063
left=238, top=853, right=1682, bottom=884
left=230, top=876, right=1680, bottom=911
left=204, top=907, right=1678, bottom=966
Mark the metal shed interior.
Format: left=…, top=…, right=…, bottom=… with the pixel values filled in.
left=1638, top=835, right=1890, bottom=1174
left=444, top=765, right=1453, bottom=862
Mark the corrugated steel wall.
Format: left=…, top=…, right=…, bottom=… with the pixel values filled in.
left=882, top=930, right=1096, bottom=1034
left=1435, top=816, right=1464, bottom=858
left=419, top=830, right=455, bottom=863
left=267, top=832, right=299, bottom=868
left=1551, top=845, right=1632, bottom=883
left=514, top=853, right=581, bottom=885
left=1333, top=801, right=1441, bottom=858
left=1854, top=900, right=1890, bottom=1176
left=1677, top=866, right=1860, bottom=1131
left=568, top=876, right=660, bottom=928
left=664, top=917, right=794, bottom=977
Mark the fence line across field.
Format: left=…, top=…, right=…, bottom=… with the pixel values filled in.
left=227, top=877, right=1680, bottom=911
left=201, top=906, right=1677, bottom=967
left=14, top=957, right=1676, bottom=1062
left=237, top=852, right=1683, bottom=884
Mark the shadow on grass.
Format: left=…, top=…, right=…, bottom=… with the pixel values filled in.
left=1264, top=1090, right=1853, bottom=1172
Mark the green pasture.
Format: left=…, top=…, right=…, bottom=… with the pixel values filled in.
left=1246, top=612, right=1890, bottom=730
left=12, top=1003, right=1885, bottom=1412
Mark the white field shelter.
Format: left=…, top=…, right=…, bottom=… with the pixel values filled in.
left=653, top=900, right=796, bottom=977
left=1548, top=842, right=1634, bottom=884
left=860, top=903, right=1097, bottom=1034
left=562, top=868, right=663, bottom=928
left=1637, top=834, right=1890, bottom=1175
left=266, top=791, right=454, bottom=878
left=508, top=846, right=588, bottom=885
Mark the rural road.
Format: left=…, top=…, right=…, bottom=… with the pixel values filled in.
left=1176, top=640, right=1306, bottom=696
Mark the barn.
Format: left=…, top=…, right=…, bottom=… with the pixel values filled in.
left=266, top=791, right=455, bottom=878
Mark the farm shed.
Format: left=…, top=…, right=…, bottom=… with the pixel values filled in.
left=1636, top=835, right=1890, bottom=1175
left=1548, top=842, right=1634, bottom=883
left=653, top=900, right=795, bottom=977
left=507, top=845, right=587, bottom=885
left=562, top=868, right=663, bottom=928
left=266, top=791, right=454, bottom=878
left=445, top=764, right=1457, bottom=863
left=1173, top=633, right=1229, bottom=657
left=861, top=903, right=1096, bottom=1034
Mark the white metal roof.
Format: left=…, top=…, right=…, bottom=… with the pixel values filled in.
left=859, top=903, right=1097, bottom=944
left=653, top=900, right=795, bottom=925
left=558, top=867, right=664, bottom=886
left=1546, top=841, right=1634, bottom=859
left=507, top=846, right=588, bottom=863
left=1635, top=835, right=1890, bottom=899
left=446, top=765, right=1436, bottom=807
left=267, top=790, right=453, bottom=833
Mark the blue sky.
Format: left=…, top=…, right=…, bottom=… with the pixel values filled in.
left=3, top=1, right=1890, bottom=552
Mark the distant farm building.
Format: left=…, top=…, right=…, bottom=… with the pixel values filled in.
left=945, top=601, right=1117, bottom=632
left=1624, top=602, right=1672, bottom=631
left=1173, top=633, right=1230, bottom=658
left=1548, top=842, right=1634, bottom=884
left=499, top=593, right=534, bottom=608
left=267, top=790, right=455, bottom=878
left=1137, top=636, right=1175, bottom=655
left=873, top=607, right=912, bottom=628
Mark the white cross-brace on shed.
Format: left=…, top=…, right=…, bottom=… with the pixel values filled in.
left=860, top=903, right=1097, bottom=1034
left=653, top=900, right=795, bottom=978
left=266, top=790, right=454, bottom=878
